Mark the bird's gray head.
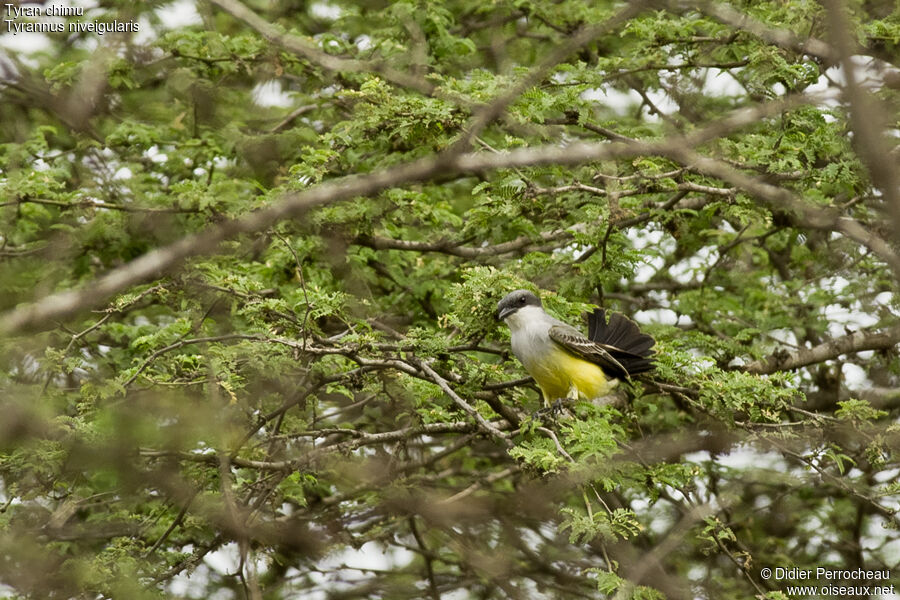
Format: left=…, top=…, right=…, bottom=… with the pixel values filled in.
left=496, top=289, right=542, bottom=321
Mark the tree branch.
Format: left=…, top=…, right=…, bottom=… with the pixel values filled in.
left=355, top=227, right=579, bottom=258
left=5, top=92, right=893, bottom=335
left=685, top=0, right=839, bottom=63
left=208, top=0, right=436, bottom=96
left=452, top=0, right=646, bottom=149
left=414, top=360, right=514, bottom=447
left=745, top=324, right=900, bottom=374
left=821, top=0, right=900, bottom=236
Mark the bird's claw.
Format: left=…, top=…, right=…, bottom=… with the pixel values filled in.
left=531, top=399, right=566, bottom=422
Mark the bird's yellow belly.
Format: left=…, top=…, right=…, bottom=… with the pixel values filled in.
left=526, top=346, right=611, bottom=403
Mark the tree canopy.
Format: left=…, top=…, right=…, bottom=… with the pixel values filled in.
left=1, top=0, right=899, bottom=598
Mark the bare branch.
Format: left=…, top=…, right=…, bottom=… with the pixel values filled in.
left=5, top=92, right=895, bottom=335
left=208, top=0, right=436, bottom=96
left=0, top=154, right=457, bottom=335
left=355, top=227, right=579, bottom=258
left=453, top=1, right=646, bottom=149
left=415, top=360, right=514, bottom=447
left=1, top=196, right=200, bottom=214
left=269, top=102, right=330, bottom=134
left=746, top=324, right=900, bottom=374
left=619, top=503, right=719, bottom=599
left=685, top=0, right=839, bottom=63
left=438, top=465, right=520, bottom=505
left=661, top=148, right=900, bottom=280
left=821, top=0, right=900, bottom=235
left=123, top=334, right=265, bottom=387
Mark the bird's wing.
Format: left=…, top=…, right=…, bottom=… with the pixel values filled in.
left=587, top=309, right=655, bottom=357
left=586, top=309, right=656, bottom=376
left=548, top=324, right=632, bottom=379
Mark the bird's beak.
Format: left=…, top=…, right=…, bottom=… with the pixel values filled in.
left=496, top=306, right=514, bottom=321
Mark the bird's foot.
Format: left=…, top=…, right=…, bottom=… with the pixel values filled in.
left=550, top=398, right=565, bottom=416
left=531, top=399, right=566, bottom=422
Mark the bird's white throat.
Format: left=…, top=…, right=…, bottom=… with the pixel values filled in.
left=502, top=304, right=549, bottom=333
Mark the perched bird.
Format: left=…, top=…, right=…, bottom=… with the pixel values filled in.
left=496, top=289, right=655, bottom=406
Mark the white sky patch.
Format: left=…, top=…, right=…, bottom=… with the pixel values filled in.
left=72, top=31, right=100, bottom=52
left=155, top=0, right=203, bottom=29
left=145, top=145, right=168, bottom=163
left=668, top=245, right=717, bottom=282
left=753, top=494, right=773, bottom=510
left=716, top=445, right=785, bottom=470
left=682, top=354, right=716, bottom=374
left=863, top=516, right=900, bottom=559
left=875, top=291, right=895, bottom=308
left=310, top=2, right=342, bottom=20
left=702, top=68, right=746, bottom=97
left=683, top=450, right=711, bottom=464
left=631, top=496, right=650, bottom=514
left=632, top=259, right=660, bottom=283
left=805, top=57, right=898, bottom=120
left=252, top=80, right=294, bottom=108
left=635, top=307, right=678, bottom=325
left=822, top=301, right=880, bottom=333
left=204, top=542, right=241, bottom=574
left=355, top=34, right=373, bottom=51
left=631, top=229, right=670, bottom=282
left=821, top=275, right=850, bottom=294
left=873, top=467, right=900, bottom=484
left=673, top=311, right=692, bottom=326
left=300, top=541, right=415, bottom=597
left=133, top=15, right=157, bottom=45
left=633, top=228, right=665, bottom=249
left=0, top=33, right=52, bottom=54
left=767, top=328, right=798, bottom=347
left=169, top=555, right=229, bottom=599
left=687, top=565, right=708, bottom=582
left=641, top=88, right=680, bottom=121
left=585, top=63, right=689, bottom=118
left=213, top=155, right=233, bottom=170
left=841, top=363, right=868, bottom=387
left=581, top=87, right=644, bottom=115
left=646, top=511, right=677, bottom=535
left=113, top=166, right=132, bottom=180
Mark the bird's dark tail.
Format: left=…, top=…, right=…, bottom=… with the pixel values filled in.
left=587, top=309, right=656, bottom=376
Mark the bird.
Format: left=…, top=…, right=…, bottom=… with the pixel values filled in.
left=496, top=289, right=655, bottom=406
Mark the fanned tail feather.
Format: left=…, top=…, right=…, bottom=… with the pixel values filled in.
left=587, top=309, right=656, bottom=376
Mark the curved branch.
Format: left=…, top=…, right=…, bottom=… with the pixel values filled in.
left=686, top=0, right=839, bottom=63
left=0, top=154, right=457, bottom=335
left=453, top=1, right=646, bottom=149
left=745, top=324, right=900, bottom=374
left=208, top=0, right=436, bottom=96
left=414, top=360, right=514, bottom=447
left=4, top=92, right=895, bottom=335
left=355, top=227, right=579, bottom=258
left=821, top=0, right=900, bottom=235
